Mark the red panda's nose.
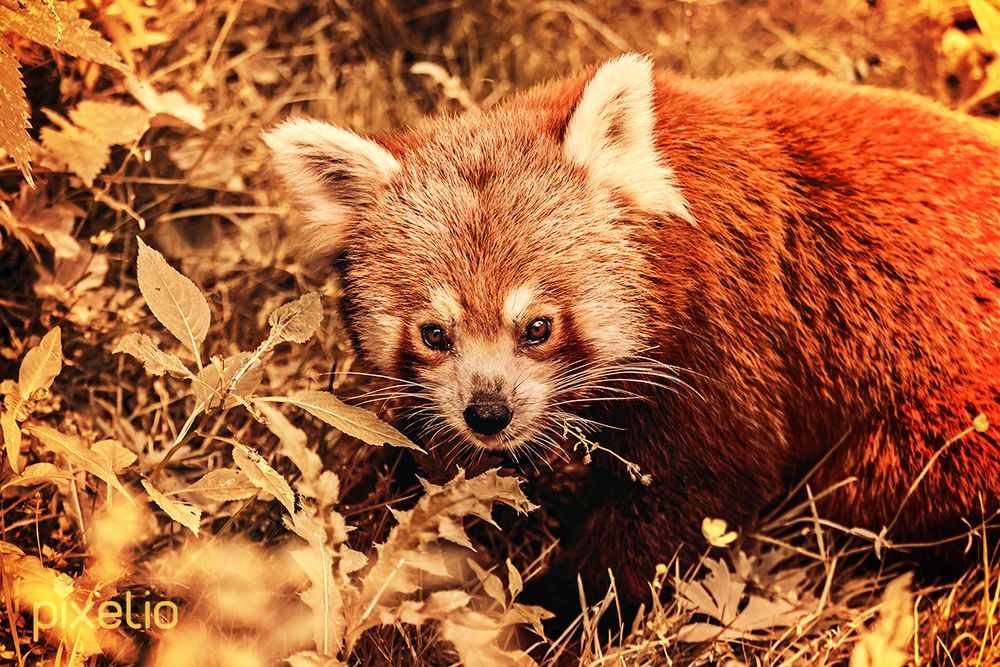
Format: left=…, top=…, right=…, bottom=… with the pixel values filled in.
left=463, top=400, right=513, bottom=435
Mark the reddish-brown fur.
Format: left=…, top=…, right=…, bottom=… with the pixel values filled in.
left=503, top=69, right=1000, bottom=604
left=269, top=63, right=1000, bottom=609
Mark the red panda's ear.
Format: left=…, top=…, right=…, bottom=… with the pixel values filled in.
left=263, top=118, right=400, bottom=258
left=563, top=54, right=693, bottom=223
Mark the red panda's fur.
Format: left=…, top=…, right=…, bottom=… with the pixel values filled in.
left=266, top=57, right=1000, bottom=609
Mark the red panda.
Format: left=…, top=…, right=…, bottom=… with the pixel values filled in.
left=265, top=54, right=1000, bottom=608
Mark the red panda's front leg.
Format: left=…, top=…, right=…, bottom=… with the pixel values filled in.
left=538, top=439, right=783, bottom=613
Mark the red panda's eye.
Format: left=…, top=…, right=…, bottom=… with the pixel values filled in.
left=524, top=318, right=551, bottom=345
left=420, top=323, right=451, bottom=351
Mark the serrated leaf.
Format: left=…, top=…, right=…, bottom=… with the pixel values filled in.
left=0, top=37, right=32, bottom=184
left=183, top=468, right=258, bottom=502
left=0, top=0, right=127, bottom=73
left=70, top=100, right=150, bottom=146
left=26, top=425, right=131, bottom=500
left=264, top=391, right=422, bottom=451
left=2, top=409, right=22, bottom=473
left=113, top=332, right=191, bottom=377
left=266, top=292, right=324, bottom=346
left=436, top=515, right=473, bottom=550
left=18, top=326, right=62, bottom=399
left=135, top=237, right=211, bottom=364
left=40, top=122, right=109, bottom=186
left=348, top=468, right=536, bottom=649
left=232, top=442, right=295, bottom=513
left=141, top=478, right=201, bottom=536
left=0, top=462, right=70, bottom=491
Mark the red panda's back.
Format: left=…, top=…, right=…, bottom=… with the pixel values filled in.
left=660, top=72, right=1000, bottom=540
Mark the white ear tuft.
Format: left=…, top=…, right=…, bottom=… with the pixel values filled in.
left=564, top=54, right=693, bottom=223
left=263, top=118, right=400, bottom=257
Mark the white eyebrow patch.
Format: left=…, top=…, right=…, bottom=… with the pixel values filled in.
left=428, top=285, right=462, bottom=323
left=503, top=285, right=536, bottom=322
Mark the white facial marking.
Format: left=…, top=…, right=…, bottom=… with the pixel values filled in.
left=428, top=285, right=462, bottom=324
left=503, top=285, right=536, bottom=323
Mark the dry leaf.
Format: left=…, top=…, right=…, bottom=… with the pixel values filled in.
left=40, top=121, right=110, bottom=186
left=0, top=37, right=32, bottom=184
left=1, top=409, right=22, bottom=473
left=266, top=292, right=324, bottom=347
left=506, top=559, right=523, bottom=599
left=438, top=608, right=534, bottom=667
left=264, top=391, right=422, bottom=451
left=286, top=509, right=346, bottom=655
left=0, top=0, right=127, bottom=73
left=113, top=332, right=192, bottom=377
left=18, top=326, right=62, bottom=399
left=70, top=100, right=150, bottom=146
left=257, top=401, right=339, bottom=506
left=127, top=79, right=206, bottom=129
left=255, top=401, right=322, bottom=481
left=468, top=559, right=507, bottom=607
left=232, top=442, right=295, bottom=513
left=183, top=468, right=258, bottom=502
left=92, top=439, right=137, bottom=472
left=194, top=352, right=262, bottom=410
left=347, top=469, right=537, bottom=650
left=676, top=557, right=807, bottom=642
left=26, top=424, right=131, bottom=499
left=135, top=237, right=211, bottom=364
left=970, top=0, right=1000, bottom=54
left=850, top=574, right=914, bottom=667
left=11, top=194, right=82, bottom=260
left=0, top=462, right=69, bottom=491
left=141, top=478, right=202, bottom=536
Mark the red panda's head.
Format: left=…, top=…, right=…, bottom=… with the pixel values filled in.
left=265, top=55, right=692, bottom=452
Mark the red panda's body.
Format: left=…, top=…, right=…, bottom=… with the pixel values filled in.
left=267, top=57, right=1000, bottom=609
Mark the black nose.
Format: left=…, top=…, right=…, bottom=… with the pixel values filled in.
left=463, top=400, right=513, bottom=436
